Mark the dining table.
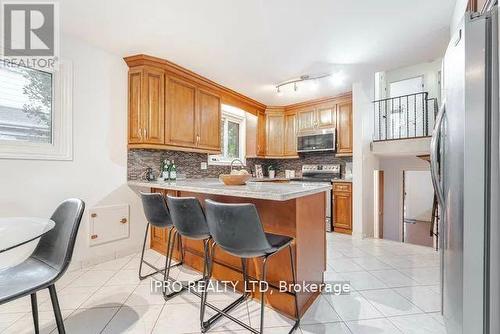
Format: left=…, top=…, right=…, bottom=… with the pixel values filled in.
left=0, top=217, right=55, bottom=270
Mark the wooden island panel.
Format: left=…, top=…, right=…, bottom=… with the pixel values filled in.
left=150, top=188, right=326, bottom=318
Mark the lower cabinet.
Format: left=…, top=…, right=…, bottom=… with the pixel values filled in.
left=333, top=182, right=352, bottom=234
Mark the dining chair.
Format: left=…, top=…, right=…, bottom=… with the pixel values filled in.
left=0, top=198, right=85, bottom=334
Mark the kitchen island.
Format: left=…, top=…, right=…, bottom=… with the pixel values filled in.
left=128, top=179, right=330, bottom=317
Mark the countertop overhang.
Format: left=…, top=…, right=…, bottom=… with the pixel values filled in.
left=128, top=178, right=332, bottom=201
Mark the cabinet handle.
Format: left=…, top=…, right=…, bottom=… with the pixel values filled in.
left=144, top=128, right=147, bottom=139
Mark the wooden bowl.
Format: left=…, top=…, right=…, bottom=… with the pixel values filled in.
left=219, top=174, right=252, bottom=185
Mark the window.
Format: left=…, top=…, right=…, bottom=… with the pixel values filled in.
left=0, top=64, right=53, bottom=143
left=0, top=61, right=72, bottom=160
left=208, top=104, right=246, bottom=165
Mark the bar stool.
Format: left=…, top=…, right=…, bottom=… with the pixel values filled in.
left=164, top=195, right=212, bottom=302
left=202, top=199, right=300, bottom=334
left=139, top=192, right=182, bottom=281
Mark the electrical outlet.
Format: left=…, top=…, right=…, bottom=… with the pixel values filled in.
left=201, top=162, right=207, bottom=170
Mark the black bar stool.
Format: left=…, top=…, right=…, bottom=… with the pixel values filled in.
left=202, top=199, right=300, bottom=334
left=139, top=192, right=182, bottom=280
left=163, top=195, right=212, bottom=303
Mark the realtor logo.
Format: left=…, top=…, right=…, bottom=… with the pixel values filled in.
left=3, top=3, right=54, bottom=56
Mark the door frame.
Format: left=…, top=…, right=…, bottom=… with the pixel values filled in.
left=398, top=166, right=429, bottom=242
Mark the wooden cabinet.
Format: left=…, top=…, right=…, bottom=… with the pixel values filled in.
left=266, top=112, right=285, bottom=156
left=127, top=67, right=165, bottom=144
left=317, top=106, right=336, bottom=129
left=297, top=105, right=336, bottom=132
left=297, top=109, right=316, bottom=132
left=333, top=182, right=352, bottom=234
left=257, top=112, right=266, bottom=157
left=127, top=55, right=260, bottom=154
left=166, top=77, right=197, bottom=147
left=197, top=89, right=221, bottom=150
left=336, top=100, right=353, bottom=156
left=284, top=113, right=297, bottom=156
left=128, top=69, right=142, bottom=144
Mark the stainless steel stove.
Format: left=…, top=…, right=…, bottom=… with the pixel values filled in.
left=292, top=164, right=341, bottom=232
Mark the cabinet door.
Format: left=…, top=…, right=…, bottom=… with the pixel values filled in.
left=167, top=78, right=197, bottom=147
left=128, top=69, right=143, bottom=143
left=337, top=101, right=353, bottom=155
left=257, top=112, right=266, bottom=156
left=266, top=114, right=284, bottom=156
left=284, top=113, right=297, bottom=156
left=143, top=68, right=165, bottom=144
left=333, top=191, right=352, bottom=230
left=317, top=106, right=336, bottom=128
left=197, top=89, right=221, bottom=151
left=297, top=109, right=316, bottom=131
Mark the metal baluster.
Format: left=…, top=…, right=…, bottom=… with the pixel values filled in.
left=385, top=99, right=388, bottom=140
left=406, top=96, right=409, bottom=139
left=414, top=94, right=417, bottom=137
left=378, top=102, right=382, bottom=140
left=399, top=97, right=402, bottom=139
left=422, top=93, right=425, bottom=136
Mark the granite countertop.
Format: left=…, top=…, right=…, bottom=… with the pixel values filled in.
left=128, top=178, right=331, bottom=201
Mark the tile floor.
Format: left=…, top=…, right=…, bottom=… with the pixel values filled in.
left=0, top=233, right=445, bottom=333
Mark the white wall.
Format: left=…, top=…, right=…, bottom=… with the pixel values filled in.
left=451, top=0, right=469, bottom=35
left=0, top=35, right=146, bottom=269
left=377, top=58, right=442, bottom=101
left=378, top=156, right=429, bottom=241
left=352, top=76, right=379, bottom=238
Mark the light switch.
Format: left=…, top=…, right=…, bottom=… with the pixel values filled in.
left=201, top=162, right=207, bottom=170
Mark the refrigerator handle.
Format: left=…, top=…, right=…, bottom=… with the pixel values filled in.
left=431, top=101, right=446, bottom=208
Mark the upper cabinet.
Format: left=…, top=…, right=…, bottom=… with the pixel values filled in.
left=297, top=104, right=336, bottom=132
left=317, top=106, right=336, bottom=129
left=283, top=113, right=297, bottom=156
left=265, top=110, right=285, bottom=157
left=166, top=77, right=197, bottom=147
left=125, top=54, right=266, bottom=154
left=257, top=112, right=267, bottom=157
left=297, top=109, right=316, bottom=132
left=197, top=89, right=221, bottom=151
left=127, top=67, right=165, bottom=144
left=336, top=100, right=353, bottom=156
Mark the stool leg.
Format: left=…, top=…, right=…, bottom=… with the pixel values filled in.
left=201, top=242, right=216, bottom=332
left=30, top=293, right=39, bottom=334
left=138, top=223, right=150, bottom=280
left=289, top=244, right=300, bottom=331
left=200, top=239, right=211, bottom=329
left=259, top=256, right=269, bottom=333
left=162, top=228, right=176, bottom=299
left=48, top=285, right=65, bottom=334
left=241, top=258, right=249, bottom=298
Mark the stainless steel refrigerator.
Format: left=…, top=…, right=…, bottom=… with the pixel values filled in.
left=431, top=7, right=499, bottom=334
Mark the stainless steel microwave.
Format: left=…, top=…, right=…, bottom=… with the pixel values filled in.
left=297, top=129, right=336, bottom=153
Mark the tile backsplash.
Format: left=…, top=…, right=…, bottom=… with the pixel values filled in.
left=128, top=149, right=351, bottom=180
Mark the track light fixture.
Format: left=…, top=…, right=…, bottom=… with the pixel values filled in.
left=275, top=73, right=332, bottom=95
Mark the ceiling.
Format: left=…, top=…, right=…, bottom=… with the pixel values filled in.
left=61, top=0, right=456, bottom=105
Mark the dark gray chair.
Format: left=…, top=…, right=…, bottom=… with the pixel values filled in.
left=139, top=192, right=182, bottom=280
left=202, top=199, right=300, bottom=334
left=164, top=195, right=211, bottom=303
left=0, top=198, right=85, bottom=334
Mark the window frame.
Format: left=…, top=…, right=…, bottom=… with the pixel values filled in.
left=0, top=61, right=73, bottom=160
left=208, top=106, right=246, bottom=166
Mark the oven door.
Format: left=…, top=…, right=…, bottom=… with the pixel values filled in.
left=297, top=130, right=336, bottom=153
